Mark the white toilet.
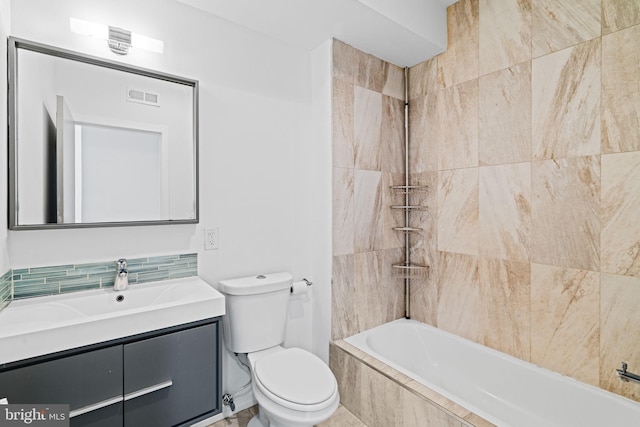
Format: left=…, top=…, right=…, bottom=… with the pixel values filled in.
left=219, top=272, right=339, bottom=427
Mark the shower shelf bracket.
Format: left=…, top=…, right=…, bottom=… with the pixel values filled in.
left=392, top=263, right=430, bottom=279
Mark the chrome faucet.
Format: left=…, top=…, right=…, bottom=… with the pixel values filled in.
left=114, top=258, right=129, bottom=291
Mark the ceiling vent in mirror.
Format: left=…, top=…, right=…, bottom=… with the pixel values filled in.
left=127, top=88, right=160, bottom=107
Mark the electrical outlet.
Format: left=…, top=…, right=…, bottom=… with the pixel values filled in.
left=204, top=228, right=219, bottom=250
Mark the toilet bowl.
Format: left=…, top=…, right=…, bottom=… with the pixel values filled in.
left=247, top=346, right=339, bottom=427
left=219, top=273, right=339, bottom=427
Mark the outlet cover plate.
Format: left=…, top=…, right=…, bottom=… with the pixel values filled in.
left=205, top=228, right=219, bottom=250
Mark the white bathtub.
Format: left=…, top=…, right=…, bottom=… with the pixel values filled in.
left=344, top=319, right=640, bottom=427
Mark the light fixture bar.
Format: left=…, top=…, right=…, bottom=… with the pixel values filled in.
left=70, top=17, right=107, bottom=40
left=132, top=33, right=164, bottom=54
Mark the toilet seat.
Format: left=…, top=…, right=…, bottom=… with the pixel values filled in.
left=253, top=348, right=338, bottom=412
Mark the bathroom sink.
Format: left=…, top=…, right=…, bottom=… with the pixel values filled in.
left=0, top=302, right=86, bottom=333
left=0, top=276, right=225, bottom=365
left=60, top=278, right=218, bottom=317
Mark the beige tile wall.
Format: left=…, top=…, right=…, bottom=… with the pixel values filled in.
left=332, top=0, right=640, bottom=405
left=331, top=40, right=406, bottom=341
left=405, top=0, right=640, bottom=402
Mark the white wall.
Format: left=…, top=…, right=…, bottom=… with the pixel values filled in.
left=0, top=0, right=10, bottom=273
left=7, top=0, right=332, bottom=417
left=309, top=40, right=332, bottom=362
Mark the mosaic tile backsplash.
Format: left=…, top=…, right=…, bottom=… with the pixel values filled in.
left=0, top=270, right=11, bottom=312
left=11, top=253, right=197, bottom=300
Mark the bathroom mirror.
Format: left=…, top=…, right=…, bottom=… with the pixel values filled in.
left=8, top=37, right=199, bottom=229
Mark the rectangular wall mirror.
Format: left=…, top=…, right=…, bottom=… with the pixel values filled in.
left=8, top=37, right=199, bottom=229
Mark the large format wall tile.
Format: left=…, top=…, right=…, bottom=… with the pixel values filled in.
left=601, top=152, right=640, bottom=278
left=531, top=0, right=600, bottom=57
left=602, top=24, right=640, bottom=154
left=532, top=39, right=601, bottom=160
left=410, top=172, right=438, bottom=252
left=531, top=156, right=600, bottom=271
left=408, top=57, right=438, bottom=100
left=333, top=39, right=355, bottom=83
left=333, top=168, right=354, bottom=256
left=479, top=163, right=531, bottom=262
left=409, top=93, right=438, bottom=173
left=355, top=48, right=404, bottom=97
left=479, top=0, right=531, bottom=76
left=332, top=79, right=354, bottom=169
left=355, top=48, right=387, bottom=93
left=478, top=258, right=531, bottom=360
left=600, top=273, right=640, bottom=402
left=381, top=96, right=405, bottom=174
left=381, top=65, right=405, bottom=101
left=354, top=249, right=404, bottom=332
left=359, top=351, right=407, bottom=427
left=531, top=263, right=600, bottom=386
left=329, top=343, right=363, bottom=417
left=354, top=86, right=382, bottom=170
left=602, top=0, right=640, bottom=35
left=436, top=252, right=481, bottom=342
left=438, top=168, right=479, bottom=256
left=408, top=249, right=438, bottom=326
left=402, top=390, right=464, bottom=427
left=479, top=63, right=531, bottom=166
left=381, top=172, right=404, bottom=250
left=437, top=80, right=479, bottom=170
left=331, top=254, right=356, bottom=340
left=354, top=170, right=383, bottom=252
left=437, top=0, right=479, bottom=88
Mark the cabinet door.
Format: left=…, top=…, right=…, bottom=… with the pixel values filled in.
left=123, top=323, right=218, bottom=427
left=0, top=345, right=123, bottom=426
left=71, top=403, right=123, bottom=427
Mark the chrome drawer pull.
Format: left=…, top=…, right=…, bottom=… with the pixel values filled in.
left=124, top=379, right=173, bottom=401
left=69, top=395, right=123, bottom=418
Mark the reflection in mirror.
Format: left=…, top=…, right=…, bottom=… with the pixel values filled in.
left=8, top=37, right=199, bottom=229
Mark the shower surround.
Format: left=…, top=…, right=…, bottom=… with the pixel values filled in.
left=331, top=0, right=640, bottom=408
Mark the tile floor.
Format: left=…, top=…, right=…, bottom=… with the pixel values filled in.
left=207, top=404, right=366, bottom=427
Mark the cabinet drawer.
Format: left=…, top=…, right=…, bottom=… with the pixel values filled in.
left=0, top=345, right=122, bottom=411
left=124, top=323, right=218, bottom=426
left=71, top=402, right=123, bottom=427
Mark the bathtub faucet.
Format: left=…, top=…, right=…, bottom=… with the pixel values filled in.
left=114, top=258, right=129, bottom=291
left=616, top=362, right=640, bottom=385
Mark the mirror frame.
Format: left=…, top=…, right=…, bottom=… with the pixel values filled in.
left=7, top=37, right=199, bottom=230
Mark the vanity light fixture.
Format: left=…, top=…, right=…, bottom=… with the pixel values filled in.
left=69, top=17, right=164, bottom=55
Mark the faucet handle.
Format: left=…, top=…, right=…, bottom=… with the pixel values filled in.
left=117, top=258, right=127, bottom=271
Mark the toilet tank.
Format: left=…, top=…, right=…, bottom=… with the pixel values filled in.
left=219, top=272, right=293, bottom=354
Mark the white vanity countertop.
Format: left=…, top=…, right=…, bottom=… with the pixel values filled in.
left=0, top=276, right=225, bottom=365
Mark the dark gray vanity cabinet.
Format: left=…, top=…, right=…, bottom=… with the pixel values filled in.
left=0, top=320, right=220, bottom=427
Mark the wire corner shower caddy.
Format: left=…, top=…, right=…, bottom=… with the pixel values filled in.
left=391, top=67, right=430, bottom=319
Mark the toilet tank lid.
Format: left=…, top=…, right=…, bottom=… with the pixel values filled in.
left=219, top=272, right=293, bottom=295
